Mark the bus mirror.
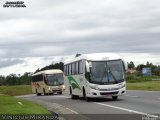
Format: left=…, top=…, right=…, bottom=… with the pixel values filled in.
left=85, top=61, right=90, bottom=72
left=122, top=61, right=128, bottom=71
left=89, top=62, right=92, bottom=67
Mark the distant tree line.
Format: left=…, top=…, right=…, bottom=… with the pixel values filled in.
left=127, top=61, right=160, bottom=76
left=0, top=62, right=64, bottom=86
left=0, top=72, right=32, bottom=86
left=0, top=61, right=159, bottom=86
left=34, top=62, right=64, bottom=73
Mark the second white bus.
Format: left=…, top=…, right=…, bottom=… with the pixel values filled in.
left=64, top=53, right=126, bottom=101
left=32, top=69, right=65, bottom=95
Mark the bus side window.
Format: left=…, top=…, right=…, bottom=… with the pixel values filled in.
left=64, top=65, right=67, bottom=76
left=66, top=65, right=68, bottom=76
left=43, top=75, right=47, bottom=84
left=69, top=64, right=72, bottom=75
left=76, top=62, right=79, bottom=74
left=72, top=62, right=75, bottom=75
left=32, top=76, right=35, bottom=82
left=67, top=64, right=69, bottom=76
left=79, top=60, right=83, bottom=74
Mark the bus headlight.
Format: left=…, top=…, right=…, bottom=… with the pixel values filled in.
left=48, top=87, right=51, bottom=90
left=61, top=85, right=65, bottom=89
left=89, top=85, right=100, bottom=90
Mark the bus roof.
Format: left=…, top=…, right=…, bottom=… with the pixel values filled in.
left=64, top=53, right=121, bottom=65
left=32, top=69, right=63, bottom=76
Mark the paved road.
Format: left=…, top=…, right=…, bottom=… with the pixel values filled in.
left=18, top=90, right=160, bottom=120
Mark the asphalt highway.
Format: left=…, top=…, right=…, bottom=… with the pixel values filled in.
left=18, top=90, right=160, bottom=120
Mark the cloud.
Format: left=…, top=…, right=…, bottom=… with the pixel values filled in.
left=0, top=0, right=160, bottom=75
left=31, top=46, right=66, bottom=56
left=0, top=53, right=159, bottom=76
left=0, top=56, right=71, bottom=75
left=0, top=58, right=23, bottom=68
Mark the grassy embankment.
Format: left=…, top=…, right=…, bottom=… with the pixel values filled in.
left=0, top=85, right=32, bottom=96
left=126, top=73, right=160, bottom=91
left=0, top=94, right=49, bottom=114
left=0, top=85, right=50, bottom=114
left=127, top=81, right=160, bottom=91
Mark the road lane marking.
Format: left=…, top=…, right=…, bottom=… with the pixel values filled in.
left=50, top=95, right=79, bottom=114
left=95, top=102, right=158, bottom=118
left=125, top=94, right=138, bottom=98
left=52, top=95, right=70, bottom=98
left=65, top=108, right=79, bottom=114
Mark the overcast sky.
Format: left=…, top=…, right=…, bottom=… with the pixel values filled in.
left=0, top=0, right=160, bottom=75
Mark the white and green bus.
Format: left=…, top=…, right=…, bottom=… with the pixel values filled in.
left=64, top=53, right=127, bottom=101
left=32, top=69, right=65, bottom=96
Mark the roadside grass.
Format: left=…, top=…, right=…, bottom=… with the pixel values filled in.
left=0, top=85, right=51, bottom=114
left=0, top=85, right=32, bottom=96
left=0, top=94, right=50, bottom=114
left=126, top=74, right=160, bottom=83
left=126, top=81, right=160, bottom=91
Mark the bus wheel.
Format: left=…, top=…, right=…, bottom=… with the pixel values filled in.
left=59, top=91, right=62, bottom=94
left=112, top=96, right=118, bottom=100
left=43, top=88, right=46, bottom=96
left=36, top=89, right=41, bottom=96
left=70, top=87, right=77, bottom=99
left=83, top=87, right=90, bottom=102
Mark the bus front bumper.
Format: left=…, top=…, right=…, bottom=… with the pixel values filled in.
left=87, top=87, right=126, bottom=98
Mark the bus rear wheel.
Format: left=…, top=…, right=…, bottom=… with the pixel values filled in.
left=43, top=88, right=48, bottom=95
left=36, top=89, right=41, bottom=96
left=70, top=87, right=78, bottom=99
left=58, top=91, right=62, bottom=94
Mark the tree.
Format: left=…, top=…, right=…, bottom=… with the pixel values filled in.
left=127, top=61, right=135, bottom=69
left=19, top=72, right=32, bottom=85
left=75, top=53, right=81, bottom=57
left=136, top=64, right=145, bottom=71
left=35, top=62, right=64, bottom=73
left=0, top=75, right=6, bottom=86
left=5, top=74, right=19, bottom=85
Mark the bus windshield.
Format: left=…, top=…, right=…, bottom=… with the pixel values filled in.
left=90, top=60, right=124, bottom=84
left=46, top=74, right=64, bottom=86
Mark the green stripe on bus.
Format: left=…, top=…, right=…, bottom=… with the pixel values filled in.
left=68, top=76, right=81, bottom=90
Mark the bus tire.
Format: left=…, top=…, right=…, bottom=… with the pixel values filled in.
left=83, top=87, right=90, bottom=102
left=70, top=87, right=73, bottom=98
left=36, top=89, right=41, bottom=96
left=43, top=88, right=47, bottom=95
left=59, top=91, right=62, bottom=94
left=70, top=87, right=77, bottom=99
left=49, top=93, right=53, bottom=95
left=112, top=96, right=118, bottom=100
left=85, top=97, right=91, bottom=102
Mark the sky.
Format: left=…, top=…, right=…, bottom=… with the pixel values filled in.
left=0, top=0, right=160, bottom=75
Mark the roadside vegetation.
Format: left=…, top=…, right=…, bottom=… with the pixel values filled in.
left=0, top=85, right=32, bottom=96
left=0, top=94, right=50, bottom=114
left=126, top=61, right=160, bottom=91
left=127, top=81, right=160, bottom=91
left=0, top=61, right=160, bottom=94
left=0, top=86, right=50, bottom=114
left=126, top=73, right=160, bottom=83
left=126, top=73, right=160, bottom=91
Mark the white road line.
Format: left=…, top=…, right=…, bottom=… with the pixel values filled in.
left=125, top=94, right=138, bottom=98
left=95, top=102, right=158, bottom=118
left=52, top=95, right=70, bottom=98
left=65, top=108, right=79, bottom=114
